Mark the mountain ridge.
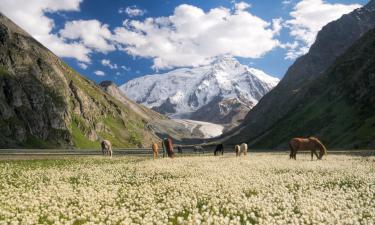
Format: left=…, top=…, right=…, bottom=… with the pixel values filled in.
left=245, top=27, right=375, bottom=149
left=120, top=56, right=279, bottom=127
left=224, top=0, right=375, bottom=147
left=0, top=12, right=159, bottom=148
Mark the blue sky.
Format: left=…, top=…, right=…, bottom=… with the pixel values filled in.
left=0, top=0, right=368, bottom=85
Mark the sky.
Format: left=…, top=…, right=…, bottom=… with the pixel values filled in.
left=0, top=0, right=369, bottom=85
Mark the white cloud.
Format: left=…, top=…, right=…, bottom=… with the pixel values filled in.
left=94, top=70, right=105, bottom=76
left=78, top=62, right=88, bottom=70
left=284, top=0, right=361, bottom=59
left=119, top=6, right=146, bottom=17
left=234, top=2, right=251, bottom=11
left=101, top=59, right=118, bottom=69
left=60, top=20, right=115, bottom=53
left=282, top=0, right=293, bottom=5
left=0, top=0, right=92, bottom=62
left=113, top=3, right=281, bottom=70
left=121, top=65, right=131, bottom=71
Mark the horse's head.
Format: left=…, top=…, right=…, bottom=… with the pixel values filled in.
left=312, top=138, right=327, bottom=159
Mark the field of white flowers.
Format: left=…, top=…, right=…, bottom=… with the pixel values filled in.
left=0, top=153, right=374, bottom=225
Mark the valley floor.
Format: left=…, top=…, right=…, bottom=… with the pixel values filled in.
left=0, top=153, right=374, bottom=224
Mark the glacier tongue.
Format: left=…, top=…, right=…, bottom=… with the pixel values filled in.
left=120, top=56, right=279, bottom=125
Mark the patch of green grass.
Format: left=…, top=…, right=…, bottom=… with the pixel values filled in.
left=22, top=135, right=51, bottom=148
left=70, top=120, right=99, bottom=149
left=100, top=116, right=144, bottom=148
left=0, top=66, right=10, bottom=76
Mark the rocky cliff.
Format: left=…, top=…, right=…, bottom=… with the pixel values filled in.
left=0, top=13, right=159, bottom=148
left=225, top=0, right=375, bottom=147
left=240, top=27, right=375, bottom=149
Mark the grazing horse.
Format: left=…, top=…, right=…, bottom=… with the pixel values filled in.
left=163, top=138, right=175, bottom=158
left=101, top=140, right=112, bottom=157
left=235, top=145, right=241, bottom=157
left=235, top=143, right=248, bottom=156
left=240, top=143, right=248, bottom=156
left=152, top=143, right=159, bottom=159
left=214, top=144, right=224, bottom=156
left=289, top=137, right=327, bottom=160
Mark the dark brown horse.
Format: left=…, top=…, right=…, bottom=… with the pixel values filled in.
left=289, top=137, right=327, bottom=160
left=214, top=144, right=224, bottom=156
left=162, top=138, right=175, bottom=158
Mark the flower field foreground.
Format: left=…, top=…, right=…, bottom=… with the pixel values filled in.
left=0, top=153, right=374, bottom=225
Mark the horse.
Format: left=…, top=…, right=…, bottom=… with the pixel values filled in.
left=240, top=143, right=248, bottom=156
left=101, top=140, right=112, bottom=157
left=235, top=143, right=248, bottom=157
left=152, top=143, right=159, bottom=159
left=235, top=145, right=240, bottom=157
left=177, top=146, right=183, bottom=154
left=162, top=138, right=175, bottom=158
left=289, top=137, right=327, bottom=160
left=214, top=144, right=224, bottom=156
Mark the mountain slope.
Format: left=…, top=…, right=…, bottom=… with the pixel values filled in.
left=225, top=0, right=375, bottom=146
left=120, top=56, right=279, bottom=127
left=99, top=81, right=212, bottom=142
left=242, top=27, right=375, bottom=149
left=0, top=13, right=159, bottom=148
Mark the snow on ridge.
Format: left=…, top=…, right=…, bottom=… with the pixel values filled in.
left=120, top=56, right=280, bottom=118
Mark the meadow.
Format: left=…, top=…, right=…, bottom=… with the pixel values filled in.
left=0, top=153, right=374, bottom=225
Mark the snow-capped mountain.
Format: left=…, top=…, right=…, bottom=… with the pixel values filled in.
left=120, top=56, right=279, bottom=126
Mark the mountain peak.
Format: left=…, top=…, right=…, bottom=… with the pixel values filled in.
left=212, top=55, right=241, bottom=71
left=120, top=59, right=279, bottom=125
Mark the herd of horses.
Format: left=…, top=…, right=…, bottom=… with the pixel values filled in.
left=101, top=136, right=328, bottom=160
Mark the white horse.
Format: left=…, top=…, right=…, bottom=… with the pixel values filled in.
left=101, top=140, right=112, bottom=157
left=235, top=143, right=248, bottom=157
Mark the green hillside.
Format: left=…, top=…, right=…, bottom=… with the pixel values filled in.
left=0, top=13, right=159, bottom=148
left=248, top=28, right=375, bottom=149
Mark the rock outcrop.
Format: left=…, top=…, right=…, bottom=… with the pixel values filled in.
left=0, top=13, right=158, bottom=148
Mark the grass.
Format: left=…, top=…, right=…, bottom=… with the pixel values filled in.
left=70, top=119, right=99, bottom=149
left=0, top=153, right=374, bottom=224
left=252, top=91, right=375, bottom=149
left=0, top=66, right=10, bottom=76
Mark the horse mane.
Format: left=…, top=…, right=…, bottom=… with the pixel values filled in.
left=309, top=137, right=327, bottom=155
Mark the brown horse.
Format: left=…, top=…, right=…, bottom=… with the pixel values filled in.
left=152, top=143, right=159, bottom=159
left=162, top=138, right=175, bottom=158
left=289, top=137, right=327, bottom=160
left=101, top=140, right=112, bottom=157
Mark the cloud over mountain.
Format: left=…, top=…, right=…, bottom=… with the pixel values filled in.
left=113, top=3, right=281, bottom=70
left=284, top=0, right=361, bottom=59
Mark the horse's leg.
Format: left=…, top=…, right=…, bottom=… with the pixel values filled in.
left=311, top=150, right=314, bottom=160
left=289, top=144, right=294, bottom=159
left=314, top=150, right=320, bottom=160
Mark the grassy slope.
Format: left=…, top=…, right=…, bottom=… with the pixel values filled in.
left=63, top=64, right=156, bottom=148
left=249, top=29, right=375, bottom=149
